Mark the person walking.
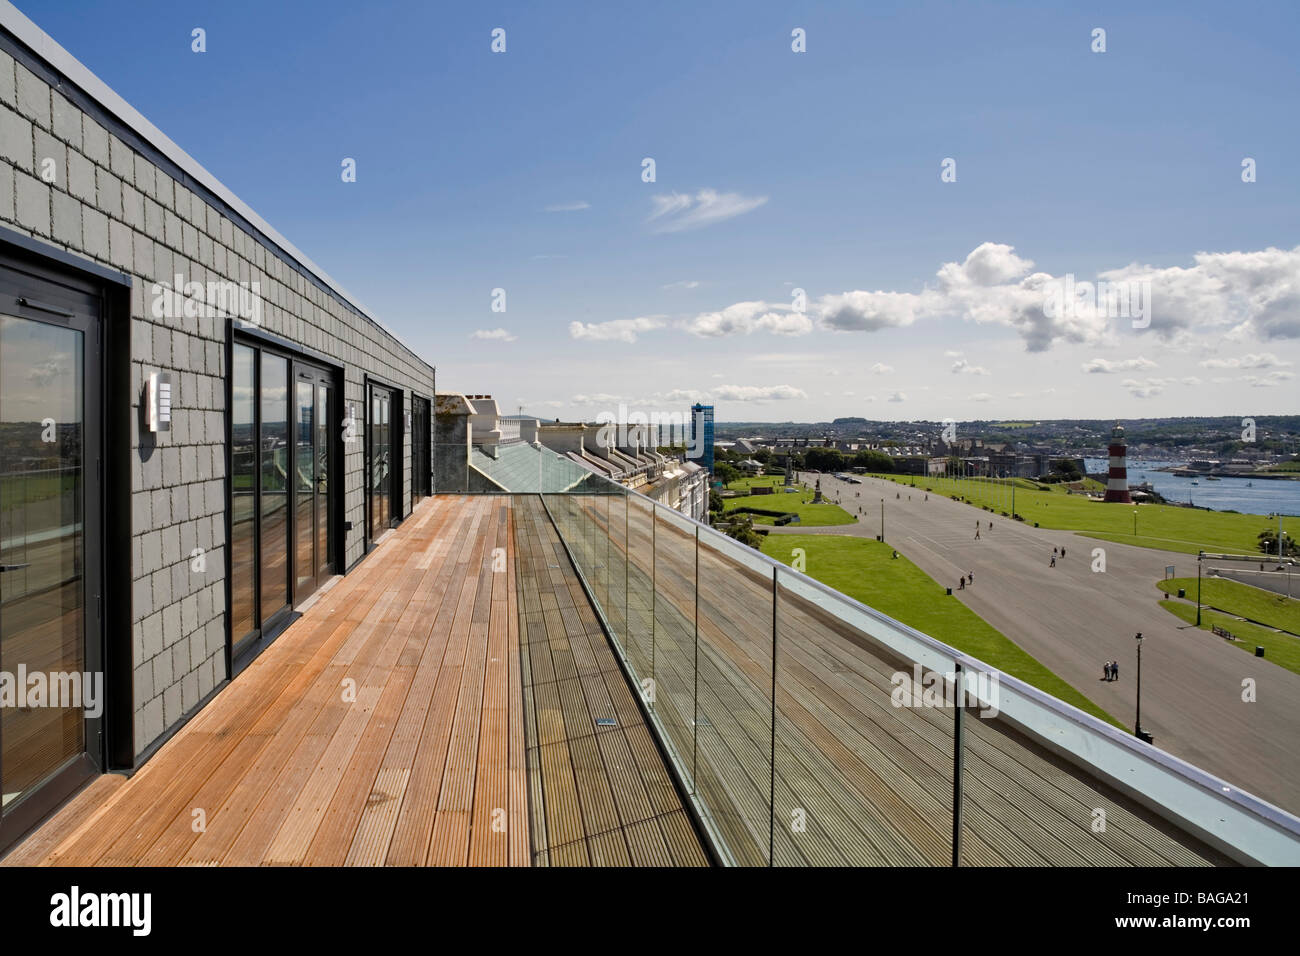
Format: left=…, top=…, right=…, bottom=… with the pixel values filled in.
left=1111, top=660, right=1118, bottom=681
left=968, top=570, right=974, bottom=584
left=1060, top=546, right=1066, bottom=558
left=1049, top=554, right=1056, bottom=568
left=975, top=528, right=981, bottom=540
left=1103, top=660, right=1112, bottom=681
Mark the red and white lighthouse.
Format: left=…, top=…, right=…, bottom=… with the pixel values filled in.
left=1103, top=422, right=1132, bottom=503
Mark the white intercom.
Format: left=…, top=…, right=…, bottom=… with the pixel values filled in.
left=146, top=371, right=172, bottom=432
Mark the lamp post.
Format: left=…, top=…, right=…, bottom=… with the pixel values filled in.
left=1133, top=508, right=1138, bottom=538
left=1134, top=632, right=1145, bottom=739
left=1195, top=551, right=1204, bottom=626
left=881, top=498, right=885, bottom=541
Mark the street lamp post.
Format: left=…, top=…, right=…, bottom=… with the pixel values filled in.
left=881, top=498, right=885, bottom=541
left=1196, top=551, right=1203, bottom=627
left=1133, top=509, right=1138, bottom=538
left=1134, top=632, right=1145, bottom=739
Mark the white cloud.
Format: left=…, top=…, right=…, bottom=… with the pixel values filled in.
left=951, top=358, right=989, bottom=375
left=683, top=301, right=812, bottom=337
left=569, top=315, right=667, bottom=343
left=1243, top=370, right=1295, bottom=387
left=868, top=362, right=893, bottom=374
left=648, top=189, right=768, bottom=232
left=653, top=388, right=713, bottom=404
left=471, top=327, right=516, bottom=342
left=1081, top=356, right=1158, bottom=373
left=1199, top=352, right=1293, bottom=369
left=936, top=242, right=1036, bottom=288
left=663, top=280, right=702, bottom=290
left=817, top=289, right=937, bottom=332
left=1120, top=377, right=1177, bottom=398
left=1100, top=245, right=1300, bottom=341
left=711, top=384, right=807, bottom=402
left=1006, top=391, right=1026, bottom=399
left=888, top=391, right=907, bottom=403
left=543, top=201, right=590, bottom=212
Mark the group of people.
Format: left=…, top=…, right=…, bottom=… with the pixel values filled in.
left=957, top=570, right=974, bottom=589
left=1049, top=545, right=1066, bottom=567
left=1102, top=659, right=1120, bottom=681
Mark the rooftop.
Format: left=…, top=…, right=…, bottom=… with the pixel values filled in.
left=9, top=485, right=1297, bottom=866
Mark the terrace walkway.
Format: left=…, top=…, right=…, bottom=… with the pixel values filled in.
left=1, top=495, right=707, bottom=867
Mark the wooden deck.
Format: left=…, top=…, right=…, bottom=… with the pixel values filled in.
left=3, top=495, right=706, bottom=867
left=513, top=496, right=709, bottom=866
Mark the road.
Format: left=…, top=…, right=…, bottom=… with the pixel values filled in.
left=1207, top=565, right=1299, bottom=601
left=765, top=472, right=1300, bottom=816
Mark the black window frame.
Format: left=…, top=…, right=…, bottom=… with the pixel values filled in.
left=0, top=229, right=131, bottom=855
left=225, top=326, right=342, bottom=675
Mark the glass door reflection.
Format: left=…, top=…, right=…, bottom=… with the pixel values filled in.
left=0, top=314, right=87, bottom=813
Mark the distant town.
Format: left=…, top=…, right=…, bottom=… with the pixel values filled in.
left=709, top=415, right=1300, bottom=483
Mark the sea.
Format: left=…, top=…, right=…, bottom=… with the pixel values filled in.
left=1083, top=458, right=1300, bottom=517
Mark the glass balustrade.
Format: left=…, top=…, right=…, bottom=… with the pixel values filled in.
left=425, top=445, right=1300, bottom=865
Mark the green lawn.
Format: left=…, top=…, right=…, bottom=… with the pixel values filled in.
left=1157, top=576, right=1300, bottom=634
left=1156, top=599, right=1300, bottom=676
left=871, top=472, right=1277, bottom=556
left=725, top=475, right=799, bottom=493
left=724, top=485, right=855, bottom=527
left=761, top=533, right=1121, bottom=727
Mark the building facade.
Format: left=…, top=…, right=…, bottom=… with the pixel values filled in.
left=0, top=4, right=435, bottom=852
left=690, top=403, right=714, bottom=472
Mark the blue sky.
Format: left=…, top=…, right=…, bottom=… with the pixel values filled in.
left=24, top=0, right=1300, bottom=422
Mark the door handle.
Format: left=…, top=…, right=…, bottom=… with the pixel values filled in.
left=0, top=563, right=31, bottom=571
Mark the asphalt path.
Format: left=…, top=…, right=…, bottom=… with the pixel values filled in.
left=764, top=472, right=1300, bottom=816
left=1207, top=565, right=1299, bottom=601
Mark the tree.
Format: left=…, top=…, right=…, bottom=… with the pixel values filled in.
left=804, top=448, right=845, bottom=472
left=1051, top=458, right=1083, bottom=481
left=1258, top=528, right=1297, bottom=558
left=724, top=513, right=764, bottom=549
left=852, top=449, right=894, bottom=473
left=708, top=488, right=723, bottom=514
left=753, top=448, right=772, bottom=464
left=714, top=462, right=741, bottom=488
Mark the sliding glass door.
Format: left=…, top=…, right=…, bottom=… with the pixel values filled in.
left=294, top=368, right=333, bottom=604
left=366, top=382, right=402, bottom=545
left=411, top=395, right=430, bottom=507
left=230, top=339, right=335, bottom=661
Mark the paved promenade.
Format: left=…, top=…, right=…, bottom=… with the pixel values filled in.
left=765, top=473, right=1300, bottom=816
